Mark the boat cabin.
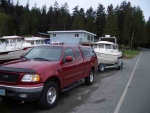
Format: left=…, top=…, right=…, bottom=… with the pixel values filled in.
left=93, top=41, right=119, bottom=53
left=2, top=36, right=23, bottom=43
left=0, top=36, right=28, bottom=51
left=24, top=37, right=48, bottom=46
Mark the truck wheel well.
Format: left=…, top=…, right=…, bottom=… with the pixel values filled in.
left=45, top=77, right=60, bottom=90
left=91, top=66, right=95, bottom=72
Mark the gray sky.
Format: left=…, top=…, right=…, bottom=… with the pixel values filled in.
left=14, top=0, right=149, bottom=21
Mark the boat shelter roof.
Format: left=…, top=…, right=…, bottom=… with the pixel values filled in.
left=2, top=36, right=23, bottom=39
left=25, top=37, right=49, bottom=41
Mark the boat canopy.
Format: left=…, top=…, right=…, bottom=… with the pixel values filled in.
left=96, top=41, right=114, bottom=45
left=25, top=37, right=48, bottom=41
left=2, top=36, right=23, bottom=39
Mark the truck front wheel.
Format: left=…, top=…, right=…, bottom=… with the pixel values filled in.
left=85, top=69, right=94, bottom=85
left=38, top=81, right=59, bottom=109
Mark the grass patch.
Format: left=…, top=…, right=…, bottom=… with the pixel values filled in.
left=123, top=50, right=140, bottom=59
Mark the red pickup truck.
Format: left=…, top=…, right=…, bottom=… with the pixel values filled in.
left=0, top=45, right=98, bottom=109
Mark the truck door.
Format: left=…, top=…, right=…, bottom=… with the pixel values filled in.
left=73, top=47, right=84, bottom=80
left=80, top=47, right=91, bottom=78
left=61, top=47, right=77, bottom=86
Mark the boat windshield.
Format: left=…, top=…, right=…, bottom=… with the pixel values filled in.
left=36, top=40, right=45, bottom=44
left=6, top=38, right=23, bottom=43
left=25, top=40, right=34, bottom=45
left=9, top=39, right=16, bottom=43
left=25, top=46, right=63, bottom=61
left=105, top=44, right=112, bottom=49
left=92, top=44, right=97, bottom=49
left=92, top=44, right=105, bottom=49
left=98, top=44, right=105, bottom=48
left=113, top=45, right=118, bottom=50
left=16, top=38, right=22, bottom=43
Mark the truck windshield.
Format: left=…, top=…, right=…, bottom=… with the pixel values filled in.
left=25, top=46, right=63, bottom=61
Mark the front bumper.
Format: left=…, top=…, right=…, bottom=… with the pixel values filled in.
left=0, top=84, right=43, bottom=101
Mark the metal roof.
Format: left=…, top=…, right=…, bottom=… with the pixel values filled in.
left=47, top=30, right=96, bottom=36
left=25, top=37, right=49, bottom=41
left=2, top=36, right=23, bottom=39
left=36, top=32, right=49, bottom=36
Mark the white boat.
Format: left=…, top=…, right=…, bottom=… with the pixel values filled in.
left=0, top=36, right=48, bottom=64
left=94, top=41, right=122, bottom=64
left=0, top=36, right=32, bottom=63
left=24, top=37, right=48, bottom=47
left=93, top=36, right=123, bottom=67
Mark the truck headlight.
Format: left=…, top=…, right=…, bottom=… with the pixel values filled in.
left=21, top=74, right=40, bottom=82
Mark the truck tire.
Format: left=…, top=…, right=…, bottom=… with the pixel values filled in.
left=85, top=69, right=94, bottom=85
left=1, top=97, right=10, bottom=102
left=38, top=81, right=59, bottom=109
left=98, top=63, right=105, bottom=72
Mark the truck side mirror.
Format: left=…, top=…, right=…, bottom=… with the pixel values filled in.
left=65, top=56, right=73, bottom=62
left=20, top=53, right=26, bottom=59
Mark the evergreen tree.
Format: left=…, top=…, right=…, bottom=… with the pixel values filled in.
left=53, top=1, right=61, bottom=30
left=47, top=6, right=54, bottom=30
left=0, top=0, right=148, bottom=48
left=30, top=4, right=40, bottom=34
left=103, top=4, right=119, bottom=40
left=115, top=1, right=131, bottom=44
left=122, top=5, right=133, bottom=47
left=59, top=3, right=71, bottom=30
left=95, top=4, right=106, bottom=37
left=85, top=7, right=96, bottom=33
left=72, top=7, right=85, bottom=30
left=0, top=12, right=12, bottom=36
left=132, top=6, right=146, bottom=48
left=22, top=1, right=30, bottom=35
left=40, top=5, right=49, bottom=32
left=146, top=17, right=150, bottom=47
left=72, top=6, right=79, bottom=29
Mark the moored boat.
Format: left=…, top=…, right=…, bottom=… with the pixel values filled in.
left=24, top=37, right=48, bottom=46
left=0, top=36, right=49, bottom=64
left=0, top=36, right=31, bottom=64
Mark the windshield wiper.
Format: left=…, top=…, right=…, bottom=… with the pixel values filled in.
left=33, top=57, right=50, bottom=61
left=21, top=56, right=29, bottom=60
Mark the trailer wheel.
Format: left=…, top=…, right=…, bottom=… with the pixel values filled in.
left=118, top=62, right=123, bottom=70
left=98, top=63, right=105, bottom=72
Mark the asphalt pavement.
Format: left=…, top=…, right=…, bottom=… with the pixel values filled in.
left=118, top=49, right=150, bottom=113
left=0, top=49, right=150, bottom=113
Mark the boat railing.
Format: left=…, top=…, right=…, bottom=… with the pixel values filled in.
left=0, top=41, right=29, bottom=51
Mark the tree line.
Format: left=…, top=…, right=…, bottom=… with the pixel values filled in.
left=0, top=0, right=150, bottom=49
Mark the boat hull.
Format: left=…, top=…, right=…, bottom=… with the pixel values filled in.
left=0, top=48, right=31, bottom=64
left=96, top=52, right=122, bottom=65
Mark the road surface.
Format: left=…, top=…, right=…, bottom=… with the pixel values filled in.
left=0, top=49, right=150, bottom=113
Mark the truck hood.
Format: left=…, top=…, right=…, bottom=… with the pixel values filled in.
left=1, top=59, right=59, bottom=71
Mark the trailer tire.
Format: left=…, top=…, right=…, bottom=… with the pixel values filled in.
left=118, top=62, right=123, bottom=70
left=98, top=63, right=105, bottom=72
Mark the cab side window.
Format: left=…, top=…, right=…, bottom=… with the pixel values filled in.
left=64, top=47, right=75, bottom=60
left=80, top=48, right=91, bottom=58
left=74, top=47, right=82, bottom=59
left=89, top=48, right=96, bottom=57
